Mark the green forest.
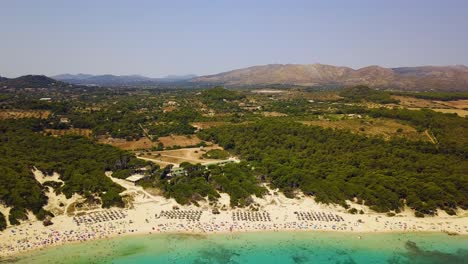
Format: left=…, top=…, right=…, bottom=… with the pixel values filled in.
left=199, top=119, right=468, bottom=216
left=142, top=161, right=266, bottom=207
left=340, top=85, right=399, bottom=104
left=200, top=86, right=244, bottom=113
left=345, top=107, right=468, bottom=155
left=0, top=119, right=147, bottom=228
left=1, top=83, right=467, bottom=230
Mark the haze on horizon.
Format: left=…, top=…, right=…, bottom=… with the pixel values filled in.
left=1, top=0, right=467, bottom=78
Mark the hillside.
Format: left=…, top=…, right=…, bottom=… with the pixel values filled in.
left=0, top=75, right=69, bottom=89
left=193, top=64, right=468, bottom=91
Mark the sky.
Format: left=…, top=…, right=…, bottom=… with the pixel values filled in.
left=0, top=0, right=467, bottom=78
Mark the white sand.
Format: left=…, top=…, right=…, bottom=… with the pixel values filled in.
left=32, top=168, right=63, bottom=185
left=0, top=171, right=467, bottom=257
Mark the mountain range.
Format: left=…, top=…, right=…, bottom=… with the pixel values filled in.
left=2, top=64, right=468, bottom=91
left=192, top=64, right=468, bottom=91
left=0, top=75, right=69, bottom=89
left=52, top=74, right=197, bottom=86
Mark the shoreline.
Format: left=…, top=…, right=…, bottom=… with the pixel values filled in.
left=4, top=227, right=468, bottom=261
left=1, top=173, right=467, bottom=259
left=1, top=201, right=467, bottom=259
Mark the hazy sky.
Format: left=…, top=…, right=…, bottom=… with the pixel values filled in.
left=1, top=0, right=467, bottom=77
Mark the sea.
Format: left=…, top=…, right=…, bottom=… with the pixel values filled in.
left=6, top=232, right=468, bottom=264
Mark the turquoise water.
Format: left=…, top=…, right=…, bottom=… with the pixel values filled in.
left=5, top=232, right=468, bottom=264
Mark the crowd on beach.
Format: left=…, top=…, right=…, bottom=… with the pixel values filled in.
left=0, top=220, right=133, bottom=255
left=2, top=170, right=465, bottom=258
left=1, top=206, right=467, bottom=257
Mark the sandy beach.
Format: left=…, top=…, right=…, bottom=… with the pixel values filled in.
left=0, top=170, right=467, bottom=258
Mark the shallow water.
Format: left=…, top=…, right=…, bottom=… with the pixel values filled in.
left=6, top=232, right=468, bottom=264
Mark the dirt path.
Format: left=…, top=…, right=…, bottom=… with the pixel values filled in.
left=137, top=156, right=176, bottom=165
left=424, top=129, right=437, bottom=144
left=63, top=194, right=83, bottom=216
left=139, top=123, right=153, bottom=140
left=156, top=153, right=211, bottom=163
left=105, top=172, right=159, bottom=202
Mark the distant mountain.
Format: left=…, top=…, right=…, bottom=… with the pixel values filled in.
left=192, top=64, right=468, bottom=91
left=52, top=74, right=197, bottom=86
left=52, top=73, right=94, bottom=80
left=53, top=74, right=151, bottom=86
left=163, top=74, right=197, bottom=81
left=0, top=75, right=69, bottom=88
left=10, top=65, right=468, bottom=91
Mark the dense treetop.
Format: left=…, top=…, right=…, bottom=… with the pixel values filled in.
left=340, top=85, right=398, bottom=104
left=141, top=161, right=266, bottom=207
left=200, top=120, right=468, bottom=216
left=357, top=108, right=468, bottom=155
left=199, top=87, right=244, bottom=112
left=0, top=119, right=147, bottom=226
left=1, top=84, right=467, bottom=225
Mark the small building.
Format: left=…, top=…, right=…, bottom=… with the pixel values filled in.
left=125, top=174, right=146, bottom=184
left=59, top=117, right=70, bottom=124
left=346, top=114, right=362, bottom=119
left=39, top=97, right=52, bottom=101
left=168, top=167, right=187, bottom=177
left=165, top=100, right=178, bottom=106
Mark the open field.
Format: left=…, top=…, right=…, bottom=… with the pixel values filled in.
left=434, top=99, right=468, bottom=109
left=407, top=107, right=468, bottom=117
left=389, top=96, right=468, bottom=117
left=157, top=135, right=202, bottom=147
left=391, top=95, right=447, bottom=108
left=0, top=110, right=50, bottom=119
left=300, top=118, right=429, bottom=141
left=99, top=135, right=204, bottom=151
left=44, top=128, right=93, bottom=138
left=98, top=136, right=158, bottom=150
left=138, top=145, right=225, bottom=167
left=426, top=108, right=468, bottom=117
left=162, top=105, right=177, bottom=112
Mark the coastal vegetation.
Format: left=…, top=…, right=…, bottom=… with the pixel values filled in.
left=1, top=83, right=467, bottom=222
left=199, top=119, right=467, bottom=216
left=0, top=119, right=147, bottom=224
left=144, top=161, right=266, bottom=207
